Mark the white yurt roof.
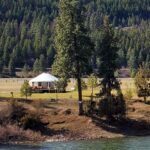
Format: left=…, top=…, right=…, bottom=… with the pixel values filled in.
left=29, top=73, right=58, bottom=84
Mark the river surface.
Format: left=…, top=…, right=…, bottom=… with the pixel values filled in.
left=1, top=136, right=150, bottom=150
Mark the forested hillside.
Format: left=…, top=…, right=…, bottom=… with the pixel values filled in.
left=0, top=0, right=58, bottom=75
left=1, top=0, right=150, bottom=76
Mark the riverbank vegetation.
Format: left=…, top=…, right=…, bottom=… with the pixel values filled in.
left=1, top=98, right=150, bottom=143
left=0, top=99, right=48, bottom=143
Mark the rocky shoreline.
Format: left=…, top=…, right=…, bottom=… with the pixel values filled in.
left=2, top=131, right=150, bottom=145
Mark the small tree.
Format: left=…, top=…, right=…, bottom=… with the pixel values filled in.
left=87, top=74, right=98, bottom=97
left=135, top=63, right=149, bottom=103
left=20, top=80, right=32, bottom=100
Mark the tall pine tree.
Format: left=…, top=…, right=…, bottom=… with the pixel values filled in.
left=52, top=0, right=93, bottom=115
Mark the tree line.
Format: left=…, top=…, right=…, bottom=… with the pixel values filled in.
left=0, top=0, right=58, bottom=75
left=1, top=0, right=150, bottom=76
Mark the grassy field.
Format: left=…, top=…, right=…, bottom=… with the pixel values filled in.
left=0, top=78, right=137, bottom=100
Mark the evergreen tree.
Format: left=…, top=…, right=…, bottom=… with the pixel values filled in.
left=8, top=58, right=15, bottom=76
left=0, top=60, right=3, bottom=75
left=22, top=64, right=30, bottom=77
left=52, top=0, right=93, bottom=115
left=33, top=58, right=40, bottom=74
left=146, top=54, right=150, bottom=69
left=47, top=46, right=55, bottom=67
left=39, top=54, right=45, bottom=72
left=128, top=48, right=138, bottom=77
left=3, top=39, right=10, bottom=66
left=97, top=17, right=126, bottom=119
left=1, top=0, right=150, bottom=74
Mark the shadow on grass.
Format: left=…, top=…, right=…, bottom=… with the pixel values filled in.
left=92, top=115, right=150, bottom=136
left=41, top=127, right=69, bottom=137
left=0, top=97, right=34, bottom=104
left=31, top=122, right=69, bottom=137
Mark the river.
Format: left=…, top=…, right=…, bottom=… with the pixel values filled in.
left=1, top=136, right=150, bottom=150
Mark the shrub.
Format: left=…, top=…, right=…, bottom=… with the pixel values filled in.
left=124, top=88, right=133, bottom=100
left=20, top=112, right=43, bottom=130
left=134, top=63, right=150, bottom=103
left=84, top=99, right=97, bottom=116
left=98, top=94, right=126, bottom=120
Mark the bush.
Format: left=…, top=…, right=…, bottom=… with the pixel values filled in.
left=84, top=99, right=97, bottom=116
left=98, top=94, right=126, bottom=120
left=134, top=63, right=150, bottom=103
left=20, top=112, right=43, bottom=130
left=124, top=88, right=133, bottom=100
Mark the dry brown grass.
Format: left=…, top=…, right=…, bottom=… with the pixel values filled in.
left=0, top=124, right=45, bottom=143
left=1, top=95, right=150, bottom=142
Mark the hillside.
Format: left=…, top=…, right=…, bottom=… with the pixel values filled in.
left=0, top=0, right=150, bottom=75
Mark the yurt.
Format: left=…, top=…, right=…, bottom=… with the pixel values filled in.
left=29, top=73, right=59, bottom=92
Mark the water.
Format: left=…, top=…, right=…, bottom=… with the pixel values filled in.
left=1, top=136, right=150, bottom=150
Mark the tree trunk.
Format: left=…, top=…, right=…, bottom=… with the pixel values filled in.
left=76, top=58, right=83, bottom=115
left=144, top=96, right=147, bottom=103
left=77, top=76, right=84, bottom=115
left=71, top=13, right=84, bottom=115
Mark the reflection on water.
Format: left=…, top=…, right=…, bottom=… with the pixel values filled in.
left=1, top=136, right=150, bottom=150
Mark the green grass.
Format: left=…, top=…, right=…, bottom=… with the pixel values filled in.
left=0, top=89, right=99, bottom=100
left=0, top=78, right=137, bottom=100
